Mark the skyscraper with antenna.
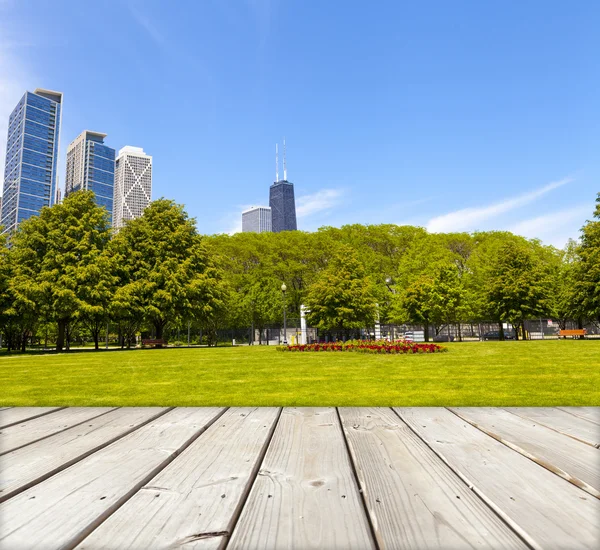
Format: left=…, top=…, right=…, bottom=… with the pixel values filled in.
left=269, top=138, right=297, bottom=232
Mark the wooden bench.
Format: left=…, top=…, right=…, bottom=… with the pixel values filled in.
left=141, top=339, right=167, bottom=348
left=559, top=329, right=586, bottom=338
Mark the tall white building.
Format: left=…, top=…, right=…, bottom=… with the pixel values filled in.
left=112, top=146, right=152, bottom=229
left=242, top=206, right=272, bottom=233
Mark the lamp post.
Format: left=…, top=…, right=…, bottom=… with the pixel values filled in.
left=281, top=283, right=288, bottom=344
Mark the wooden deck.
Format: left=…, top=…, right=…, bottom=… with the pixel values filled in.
left=0, top=407, right=598, bottom=549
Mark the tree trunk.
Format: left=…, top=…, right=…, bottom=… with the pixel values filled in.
left=21, top=331, right=27, bottom=353
left=577, top=318, right=585, bottom=339
left=424, top=324, right=430, bottom=342
left=93, top=329, right=99, bottom=350
left=56, top=320, right=66, bottom=352
left=499, top=322, right=505, bottom=341
left=521, top=321, right=527, bottom=340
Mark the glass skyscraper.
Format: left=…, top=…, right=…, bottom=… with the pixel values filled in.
left=1, top=89, right=63, bottom=234
left=269, top=180, right=297, bottom=232
left=64, top=131, right=115, bottom=225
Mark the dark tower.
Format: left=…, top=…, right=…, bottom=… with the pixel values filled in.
left=269, top=180, right=297, bottom=232
left=269, top=139, right=297, bottom=232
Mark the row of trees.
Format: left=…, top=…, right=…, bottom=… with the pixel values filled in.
left=1, top=191, right=599, bottom=350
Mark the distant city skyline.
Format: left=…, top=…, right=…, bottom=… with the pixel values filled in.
left=0, top=1, right=598, bottom=246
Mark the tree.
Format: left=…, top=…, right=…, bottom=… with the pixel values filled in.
left=429, top=264, right=472, bottom=340
left=112, top=199, right=228, bottom=340
left=9, top=191, right=112, bottom=351
left=305, top=246, right=377, bottom=338
left=576, top=193, right=600, bottom=323
left=392, top=275, right=436, bottom=341
left=484, top=240, right=552, bottom=339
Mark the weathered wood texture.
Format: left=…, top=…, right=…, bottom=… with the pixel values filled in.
left=0, top=407, right=169, bottom=502
left=451, top=407, right=600, bottom=497
left=0, top=407, right=116, bottom=455
left=338, top=407, right=527, bottom=549
left=227, top=408, right=375, bottom=550
left=396, top=408, right=600, bottom=550
left=77, top=407, right=279, bottom=550
left=0, top=408, right=224, bottom=550
left=508, top=407, right=600, bottom=447
left=557, top=407, right=600, bottom=426
left=0, top=407, right=64, bottom=429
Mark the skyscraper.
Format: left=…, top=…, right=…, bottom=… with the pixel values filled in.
left=64, top=130, right=115, bottom=224
left=112, top=146, right=152, bottom=229
left=1, top=88, right=63, bottom=234
left=242, top=206, right=272, bottom=233
left=269, top=140, right=297, bottom=232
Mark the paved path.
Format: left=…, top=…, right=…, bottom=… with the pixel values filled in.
left=0, top=407, right=598, bottom=549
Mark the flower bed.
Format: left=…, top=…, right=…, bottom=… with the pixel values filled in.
left=276, top=339, right=447, bottom=354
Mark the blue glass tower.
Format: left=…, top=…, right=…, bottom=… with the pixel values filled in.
left=64, top=131, right=115, bottom=225
left=1, top=89, right=63, bottom=234
left=269, top=180, right=297, bottom=232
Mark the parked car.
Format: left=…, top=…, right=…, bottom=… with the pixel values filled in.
left=433, top=334, right=455, bottom=342
left=482, top=330, right=516, bottom=340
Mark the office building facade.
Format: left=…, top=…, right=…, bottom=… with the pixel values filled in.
left=269, top=180, right=297, bottom=232
left=64, top=130, right=115, bottom=224
left=113, top=146, right=152, bottom=229
left=242, top=206, right=272, bottom=233
left=1, top=89, right=63, bottom=234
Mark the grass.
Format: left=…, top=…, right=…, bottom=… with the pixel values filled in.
left=0, top=340, right=598, bottom=407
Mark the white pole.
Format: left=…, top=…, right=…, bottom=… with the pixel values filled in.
left=300, top=304, right=308, bottom=345
left=374, top=303, right=381, bottom=340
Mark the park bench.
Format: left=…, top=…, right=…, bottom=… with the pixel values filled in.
left=559, top=329, right=586, bottom=338
left=141, top=339, right=167, bottom=348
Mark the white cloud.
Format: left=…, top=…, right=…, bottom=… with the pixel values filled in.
left=426, top=177, right=573, bottom=233
left=509, top=204, right=590, bottom=248
left=296, top=188, right=344, bottom=218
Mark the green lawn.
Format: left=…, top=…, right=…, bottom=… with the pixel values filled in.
left=1, top=340, right=598, bottom=407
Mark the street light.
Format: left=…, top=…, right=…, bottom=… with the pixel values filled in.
left=281, top=283, right=288, bottom=345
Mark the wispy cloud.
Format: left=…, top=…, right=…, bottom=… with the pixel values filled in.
left=426, top=177, right=573, bottom=233
left=296, top=188, right=344, bottom=218
left=509, top=204, right=590, bottom=248
left=128, top=4, right=166, bottom=45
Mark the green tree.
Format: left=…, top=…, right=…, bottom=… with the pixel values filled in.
left=484, top=240, right=552, bottom=339
left=112, top=199, right=228, bottom=340
left=9, top=191, right=112, bottom=351
left=576, top=194, right=600, bottom=323
left=305, top=246, right=377, bottom=338
left=392, top=275, right=436, bottom=341
left=429, top=264, right=472, bottom=340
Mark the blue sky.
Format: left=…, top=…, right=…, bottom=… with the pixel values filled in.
left=1, top=0, right=598, bottom=247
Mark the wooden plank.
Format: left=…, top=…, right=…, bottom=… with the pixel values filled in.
left=0, top=407, right=117, bottom=455
left=338, top=408, right=527, bottom=549
left=76, top=407, right=279, bottom=550
left=0, top=407, right=65, bottom=429
left=0, top=407, right=169, bottom=502
left=451, top=408, right=600, bottom=498
left=557, top=407, right=600, bottom=426
left=396, top=408, right=600, bottom=550
left=0, top=407, right=225, bottom=550
left=507, top=407, right=600, bottom=448
left=227, top=408, right=375, bottom=550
